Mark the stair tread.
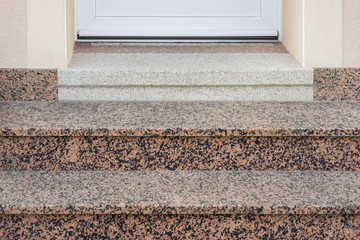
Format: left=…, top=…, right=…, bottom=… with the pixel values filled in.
left=58, top=53, right=313, bottom=86
left=1, top=101, right=360, bottom=137
left=1, top=170, right=360, bottom=215
left=65, top=53, right=306, bottom=72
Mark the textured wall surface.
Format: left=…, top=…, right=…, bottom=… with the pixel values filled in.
left=343, top=0, right=360, bottom=67
left=67, top=0, right=76, bottom=65
left=282, top=0, right=303, bottom=66
left=27, top=0, right=67, bottom=68
left=0, top=0, right=27, bottom=68
left=304, top=0, right=343, bottom=68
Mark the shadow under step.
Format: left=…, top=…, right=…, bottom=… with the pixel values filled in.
left=1, top=101, right=360, bottom=171
left=1, top=170, right=360, bottom=239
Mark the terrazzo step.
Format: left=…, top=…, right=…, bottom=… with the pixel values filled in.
left=1, top=101, right=360, bottom=171
left=58, top=45, right=313, bottom=101
left=1, top=170, right=360, bottom=238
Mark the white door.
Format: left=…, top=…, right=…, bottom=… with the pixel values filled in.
left=77, top=0, right=281, bottom=39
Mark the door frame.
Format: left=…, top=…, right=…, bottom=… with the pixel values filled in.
left=75, top=0, right=282, bottom=41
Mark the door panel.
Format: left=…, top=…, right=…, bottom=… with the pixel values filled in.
left=77, top=0, right=281, bottom=39
left=96, top=0, right=261, bottom=17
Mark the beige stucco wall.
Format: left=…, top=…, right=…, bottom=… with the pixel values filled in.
left=0, top=0, right=74, bottom=69
left=67, top=0, right=76, bottom=65
left=0, top=0, right=27, bottom=68
left=304, top=0, right=343, bottom=68
left=343, top=0, right=360, bottom=67
left=27, top=0, right=68, bottom=69
left=283, top=0, right=357, bottom=68
left=282, top=0, right=304, bottom=67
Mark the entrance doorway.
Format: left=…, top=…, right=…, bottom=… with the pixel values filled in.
left=77, top=0, right=282, bottom=41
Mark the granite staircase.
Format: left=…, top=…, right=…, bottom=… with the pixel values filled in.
left=1, top=101, right=360, bottom=239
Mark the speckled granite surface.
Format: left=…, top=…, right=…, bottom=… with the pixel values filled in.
left=1, top=171, right=360, bottom=215
left=314, top=68, right=360, bottom=101
left=2, top=136, right=360, bottom=171
left=0, top=69, right=58, bottom=101
left=2, top=214, right=360, bottom=239
left=1, top=101, right=360, bottom=137
left=75, top=42, right=288, bottom=53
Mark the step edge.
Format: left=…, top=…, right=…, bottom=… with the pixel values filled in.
left=2, top=171, right=360, bottom=216
left=1, top=128, right=360, bottom=137
left=58, top=70, right=314, bottom=86
left=2, top=205, right=360, bottom=216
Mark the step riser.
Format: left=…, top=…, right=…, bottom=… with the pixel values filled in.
left=2, top=214, right=360, bottom=239
left=59, top=86, right=313, bottom=101
left=59, top=70, right=313, bottom=86
left=2, top=136, right=359, bottom=171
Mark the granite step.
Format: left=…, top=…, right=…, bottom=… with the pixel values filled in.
left=1, top=101, right=360, bottom=171
left=1, top=170, right=360, bottom=239
left=58, top=45, right=313, bottom=101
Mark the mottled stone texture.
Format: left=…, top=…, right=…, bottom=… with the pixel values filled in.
left=1, top=136, right=360, bottom=171
left=74, top=42, right=288, bottom=53
left=0, top=69, right=58, bottom=101
left=1, top=101, right=359, bottom=171
left=1, top=214, right=360, bottom=239
left=314, top=68, right=360, bottom=101
left=2, top=171, right=360, bottom=216
left=2, top=101, right=360, bottom=137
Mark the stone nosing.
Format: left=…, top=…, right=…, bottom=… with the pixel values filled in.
left=1, top=171, right=360, bottom=216
left=1, top=101, right=360, bottom=137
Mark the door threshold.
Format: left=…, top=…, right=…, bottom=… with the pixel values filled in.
left=76, top=38, right=280, bottom=43
left=74, top=42, right=287, bottom=53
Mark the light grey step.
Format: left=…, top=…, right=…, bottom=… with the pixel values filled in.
left=59, top=53, right=313, bottom=101
left=59, top=85, right=313, bottom=101
left=60, top=53, right=312, bottom=86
